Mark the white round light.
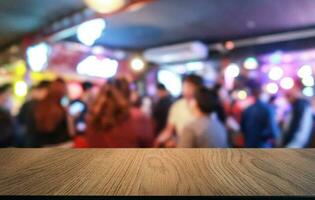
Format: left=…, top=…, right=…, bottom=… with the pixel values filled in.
left=280, top=77, right=294, bottom=90
left=157, top=70, right=182, bottom=97
left=225, top=63, right=240, bottom=78
left=26, top=43, right=50, bottom=72
left=301, top=76, right=314, bottom=87
left=265, top=83, right=279, bottom=94
left=131, top=58, right=145, bottom=71
left=244, top=57, right=258, bottom=70
left=14, top=81, right=28, bottom=97
left=237, top=90, right=247, bottom=100
left=84, top=0, right=127, bottom=14
left=298, top=65, right=313, bottom=78
left=268, top=67, right=284, bottom=81
left=77, top=18, right=106, bottom=46
left=303, top=87, right=314, bottom=97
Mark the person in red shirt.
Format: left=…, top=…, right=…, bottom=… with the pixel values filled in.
left=83, top=77, right=154, bottom=148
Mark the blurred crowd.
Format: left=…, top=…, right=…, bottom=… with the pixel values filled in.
left=0, top=74, right=314, bottom=148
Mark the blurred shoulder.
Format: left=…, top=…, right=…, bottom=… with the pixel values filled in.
left=130, top=108, right=149, bottom=120
left=171, top=98, right=186, bottom=108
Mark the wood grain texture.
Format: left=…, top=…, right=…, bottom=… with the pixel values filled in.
left=0, top=148, right=314, bottom=196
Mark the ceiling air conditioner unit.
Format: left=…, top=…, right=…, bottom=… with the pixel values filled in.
left=143, top=41, right=208, bottom=64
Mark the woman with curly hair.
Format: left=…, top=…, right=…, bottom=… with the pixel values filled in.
left=84, top=77, right=154, bottom=148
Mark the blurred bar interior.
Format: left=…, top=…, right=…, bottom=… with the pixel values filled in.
left=0, top=0, right=315, bottom=148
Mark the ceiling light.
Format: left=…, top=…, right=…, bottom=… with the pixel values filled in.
left=26, top=43, right=50, bottom=72
left=77, top=55, right=118, bottom=78
left=77, top=18, right=106, bottom=46
left=84, top=0, right=128, bottom=14
left=130, top=57, right=145, bottom=72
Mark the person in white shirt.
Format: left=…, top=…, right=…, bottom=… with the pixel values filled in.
left=283, top=82, right=313, bottom=148
left=154, top=74, right=203, bottom=147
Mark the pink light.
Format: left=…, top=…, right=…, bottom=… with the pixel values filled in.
left=67, top=82, right=83, bottom=100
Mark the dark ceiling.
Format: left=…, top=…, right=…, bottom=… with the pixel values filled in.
left=2, top=0, right=315, bottom=50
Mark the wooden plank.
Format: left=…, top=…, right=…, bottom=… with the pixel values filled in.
left=0, top=148, right=314, bottom=196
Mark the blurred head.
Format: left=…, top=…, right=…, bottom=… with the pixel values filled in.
left=87, top=77, right=131, bottom=131
left=248, top=80, right=262, bottom=99
left=46, top=78, right=67, bottom=102
left=31, top=80, right=51, bottom=101
left=0, top=83, right=12, bottom=109
left=284, top=79, right=303, bottom=103
left=191, top=87, right=218, bottom=115
left=182, top=74, right=203, bottom=100
left=82, top=81, right=93, bottom=92
left=130, top=90, right=142, bottom=108
left=156, top=83, right=168, bottom=99
left=34, top=78, right=67, bottom=133
left=107, top=77, right=130, bottom=100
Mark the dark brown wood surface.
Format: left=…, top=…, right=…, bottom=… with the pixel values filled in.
left=0, top=148, right=314, bottom=196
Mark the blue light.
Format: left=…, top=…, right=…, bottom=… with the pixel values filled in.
left=303, top=87, right=314, bottom=97
left=270, top=52, right=282, bottom=64
left=244, top=57, right=258, bottom=70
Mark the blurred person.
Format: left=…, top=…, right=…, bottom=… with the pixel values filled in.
left=212, top=83, right=227, bottom=124
left=84, top=77, right=154, bottom=148
left=141, top=96, right=153, bottom=117
left=310, top=98, right=315, bottom=147
left=152, top=83, right=173, bottom=136
left=130, top=89, right=142, bottom=108
left=178, top=87, right=228, bottom=148
left=282, top=81, right=313, bottom=148
left=19, top=80, right=51, bottom=122
left=240, top=81, right=280, bottom=148
left=154, top=74, right=203, bottom=147
left=0, top=83, right=15, bottom=147
left=17, top=80, right=50, bottom=146
left=130, top=88, right=152, bottom=116
left=32, top=78, right=71, bottom=147
left=68, top=81, right=94, bottom=135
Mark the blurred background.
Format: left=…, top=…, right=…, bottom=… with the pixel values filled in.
left=0, top=0, right=314, bottom=148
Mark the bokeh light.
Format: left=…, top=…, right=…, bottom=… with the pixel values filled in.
left=131, top=57, right=145, bottom=72
left=302, top=87, right=314, bottom=97
left=84, top=0, right=127, bottom=14
left=157, top=70, right=182, bottom=97
left=280, top=77, right=294, bottom=90
left=301, top=76, right=314, bottom=87
left=14, top=81, right=28, bottom=97
left=270, top=51, right=282, bottom=64
left=268, top=66, right=284, bottom=81
left=77, top=56, right=118, bottom=78
left=77, top=18, right=106, bottom=46
left=265, top=82, right=279, bottom=94
left=244, top=57, right=258, bottom=70
left=297, top=65, right=313, bottom=78
left=225, top=63, right=240, bottom=78
left=237, top=90, right=248, bottom=100
left=26, top=43, right=50, bottom=72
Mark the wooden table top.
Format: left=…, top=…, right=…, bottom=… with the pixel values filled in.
left=0, top=148, right=314, bottom=196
